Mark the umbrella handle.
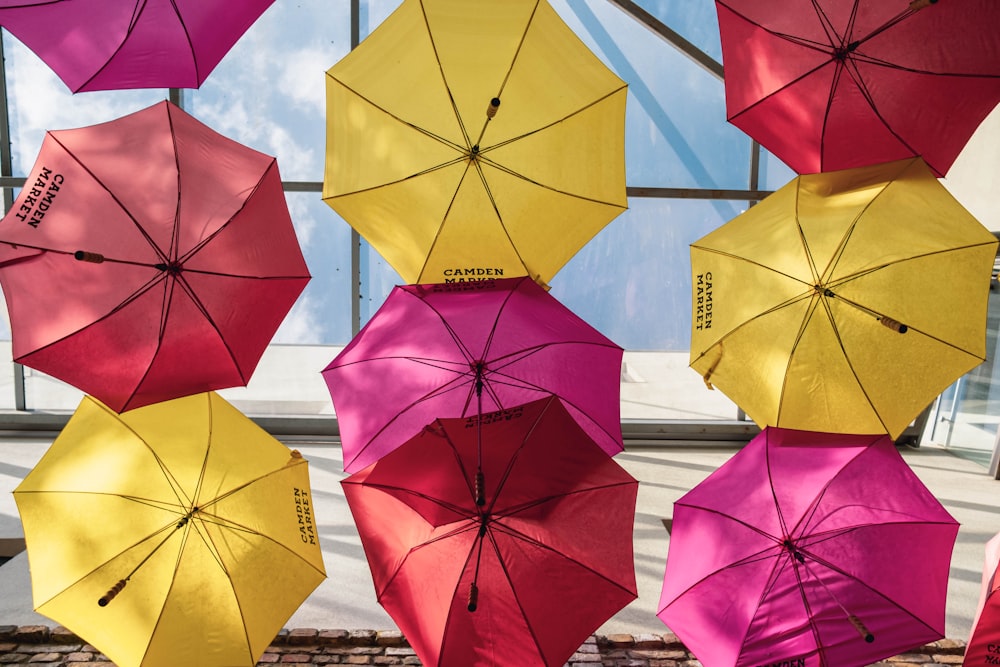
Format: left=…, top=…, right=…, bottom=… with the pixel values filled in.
left=848, top=614, right=875, bottom=643
left=475, top=470, right=486, bottom=506
left=878, top=316, right=908, bottom=334
left=486, top=98, right=500, bottom=119
left=467, top=581, right=479, bottom=612
left=98, top=579, right=127, bottom=607
left=74, top=250, right=105, bottom=264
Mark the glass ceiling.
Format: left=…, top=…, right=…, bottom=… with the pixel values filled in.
left=0, top=0, right=995, bottom=446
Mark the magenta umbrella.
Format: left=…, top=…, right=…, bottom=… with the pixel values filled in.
left=342, top=396, right=638, bottom=667
left=0, top=0, right=275, bottom=92
left=323, top=276, right=623, bottom=473
left=717, top=0, right=1000, bottom=176
left=658, top=427, right=959, bottom=667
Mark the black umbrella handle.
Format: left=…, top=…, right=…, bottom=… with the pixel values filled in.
left=467, top=581, right=479, bottom=612
left=98, top=579, right=127, bottom=606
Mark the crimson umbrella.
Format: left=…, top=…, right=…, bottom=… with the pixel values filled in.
left=0, top=100, right=310, bottom=412
left=323, top=276, right=623, bottom=473
left=658, top=427, right=959, bottom=667
left=964, top=531, right=1000, bottom=666
left=717, top=0, right=1000, bottom=176
left=342, top=395, right=638, bottom=667
left=0, top=0, right=275, bottom=92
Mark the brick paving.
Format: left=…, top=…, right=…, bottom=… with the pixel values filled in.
left=0, top=625, right=968, bottom=666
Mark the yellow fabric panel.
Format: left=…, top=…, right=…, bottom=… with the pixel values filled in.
left=484, top=88, right=627, bottom=206
left=328, top=161, right=469, bottom=281
left=327, top=0, right=465, bottom=149
left=324, top=77, right=463, bottom=197
left=692, top=184, right=816, bottom=284
left=423, top=0, right=539, bottom=141
left=778, top=297, right=900, bottom=435
left=689, top=245, right=812, bottom=362
left=487, top=0, right=627, bottom=144
left=36, top=527, right=186, bottom=667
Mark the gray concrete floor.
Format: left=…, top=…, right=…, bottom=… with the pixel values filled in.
left=0, top=436, right=997, bottom=643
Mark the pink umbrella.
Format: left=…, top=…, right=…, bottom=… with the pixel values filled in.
left=342, top=396, right=638, bottom=667
left=658, top=427, right=959, bottom=667
left=0, top=0, right=275, bottom=92
left=717, top=0, right=1000, bottom=176
left=964, top=531, right=1000, bottom=666
left=0, top=100, right=310, bottom=412
left=323, top=276, right=623, bottom=473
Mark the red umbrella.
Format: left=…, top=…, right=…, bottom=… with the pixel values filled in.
left=717, top=0, right=1000, bottom=176
left=0, top=100, right=310, bottom=412
left=323, top=276, right=623, bottom=473
left=0, top=0, right=275, bottom=92
left=658, top=427, right=959, bottom=667
left=964, top=531, right=1000, bottom=666
left=342, top=396, right=638, bottom=667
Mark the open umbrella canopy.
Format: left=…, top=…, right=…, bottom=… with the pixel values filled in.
left=717, top=0, right=1000, bottom=176
left=323, top=0, right=627, bottom=286
left=13, top=392, right=327, bottom=667
left=689, top=157, right=998, bottom=438
left=323, top=276, right=624, bottom=473
left=343, top=396, right=638, bottom=667
left=0, top=100, right=310, bottom=413
left=964, top=531, right=1000, bottom=666
left=658, top=427, right=959, bottom=667
left=0, top=0, right=275, bottom=92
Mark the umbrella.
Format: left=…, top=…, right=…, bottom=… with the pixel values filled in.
left=657, top=426, right=959, bottom=667
left=0, top=0, right=275, bottom=92
left=323, top=0, right=627, bottom=286
left=964, top=531, right=1000, bottom=666
left=716, top=0, right=1000, bottom=176
left=342, top=395, right=638, bottom=667
left=689, top=157, right=998, bottom=438
left=323, top=275, right=624, bottom=473
left=0, top=100, right=310, bottom=413
left=12, top=392, right=327, bottom=667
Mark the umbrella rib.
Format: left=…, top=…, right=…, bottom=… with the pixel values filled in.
left=374, top=521, right=479, bottom=602
left=477, top=150, right=627, bottom=209
left=13, top=269, right=168, bottom=364
left=417, top=0, right=473, bottom=150
left=476, top=85, right=631, bottom=209
left=174, top=164, right=271, bottom=265
left=46, top=133, right=170, bottom=264
left=491, top=480, right=638, bottom=522
left=491, top=528, right=552, bottom=664
left=795, top=539, right=950, bottom=642
left=361, top=481, right=475, bottom=520
left=325, top=72, right=468, bottom=153
left=414, top=160, right=489, bottom=283
left=73, top=1, right=146, bottom=93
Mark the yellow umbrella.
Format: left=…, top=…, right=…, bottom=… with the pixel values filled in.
left=690, top=157, right=998, bottom=438
left=13, top=392, right=326, bottom=667
left=323, top=0, right=627, bottom=286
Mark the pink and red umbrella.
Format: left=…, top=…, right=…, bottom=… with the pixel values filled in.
left=0, top=100, right=310, bottom=412
left=964, top=531, right=1000, bottom=666
left=0, top=0, right=275, bottom=92
left=658, top=427, right=959, bottom=667
left=342, top=396, right=638, bottom=667
left=323, top=276, right=623, bottom=473
left=717, top=0, right=1000, bottom=176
